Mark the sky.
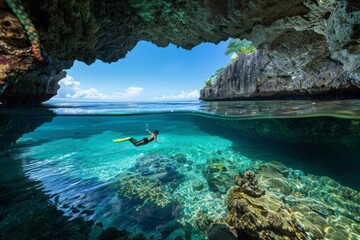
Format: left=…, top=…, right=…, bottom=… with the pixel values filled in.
left=54, top=40, right=230, bottom=101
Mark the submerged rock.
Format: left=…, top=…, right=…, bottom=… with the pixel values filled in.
left=227, top=185, right=300, bottom=239
left=202, top=157, right=234, bottom=194
left=165, top=228, right=186, bottom=240
left=238, top=170, right=265, bottom=197
left=133, top=154, right=184, bottom=185
left=225, top=166, right=360, bottom=240
left=227, top=181, right=320, bottom=239
left=98, top=227, right=130, bottom=240
left=173, top=153, right=187, bottom=164
left=116, top=155, right=185, bottom=229
left=257, top=163, right=292, bottom=196
left=266, top=161, right=289, bottom=177
left=192, top=181, right=204, bottom=191
left=207, top=224, right=237, bottom=240
left=308, top=204, right=334, bottom=217
left=261, top=177, right=292, bottom=196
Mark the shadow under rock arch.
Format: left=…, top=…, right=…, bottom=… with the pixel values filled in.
left=193, top=115, right=360, bottom=190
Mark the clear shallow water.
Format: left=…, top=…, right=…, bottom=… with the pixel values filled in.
left=0, top=100, right=360, bottom=239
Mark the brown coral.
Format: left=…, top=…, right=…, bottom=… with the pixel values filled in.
left=238, top=170, right=265, bottom=197
left=227, top=171, right=305, bottom=239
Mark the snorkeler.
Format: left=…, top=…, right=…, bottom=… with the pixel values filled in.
left=129, top=129, right=161, bottom=147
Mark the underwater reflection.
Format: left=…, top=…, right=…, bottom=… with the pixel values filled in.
left=202, top=99, right=360, bottom=119
left=0, top=108, right=55, bottom=149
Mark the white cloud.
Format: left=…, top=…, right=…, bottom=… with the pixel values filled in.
left=57, top=75, right=106, bottom=99
left=56, top=75, right=143, bottom=100
left=155, top=89, right=199, bottom=100
left=65, top=87, right=107, bottom=99
left=120, top=87, right=143, bottom=97
left=107, top=87, right=144, bottom=99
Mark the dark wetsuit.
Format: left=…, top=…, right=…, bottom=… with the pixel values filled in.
left=129, top=136, right=155, bottom=147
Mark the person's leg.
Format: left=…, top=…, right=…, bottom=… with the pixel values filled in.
left=129, top=138, right=141, bottom=146
left=129, top=137, right=148, bottom=147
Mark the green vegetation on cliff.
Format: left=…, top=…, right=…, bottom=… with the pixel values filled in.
left=225, top=38, right=257, bottom=59
left=204, top=38, right=256, bottom=88
left=204, top=67, right=225, bottom=88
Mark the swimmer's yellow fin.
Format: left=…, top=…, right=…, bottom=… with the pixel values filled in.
left=112, top=137, right=131, bottom=143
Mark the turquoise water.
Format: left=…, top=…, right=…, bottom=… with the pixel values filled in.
left=1, top=100, right=360, bottom=239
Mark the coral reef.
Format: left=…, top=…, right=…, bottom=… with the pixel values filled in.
left=227, top=182, right=299, bottom=239
left=226, top=163, right=360, bottom=240
left=116, top=155, right=184, bottom=230
left=116, top=153, right=218, bottom=237
left=118, top=155, right=183, bottom=205
left=236, top=170, right=265, bottom=197
left=118, top=173, right=176, bottom=209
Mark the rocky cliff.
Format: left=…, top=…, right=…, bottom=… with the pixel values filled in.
left=0, top=0, right=358, bottom=104
left=201, top=0, right=360, bottom=100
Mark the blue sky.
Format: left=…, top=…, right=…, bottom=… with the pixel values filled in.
left=55, top=40, right=230, bottom=101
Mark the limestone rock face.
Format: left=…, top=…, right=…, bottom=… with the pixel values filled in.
left=0, top=65, right=68, bottom=105
left=201, top=0, right=360, bottom=100
left=0, top=10, right=35, bottom=95
left=0, top=0, right=358, bottom=104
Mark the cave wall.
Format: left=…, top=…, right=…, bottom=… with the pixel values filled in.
left=0, top=0, right=358, bottom=104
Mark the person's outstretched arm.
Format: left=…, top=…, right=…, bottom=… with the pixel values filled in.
left=146, top=129, right=153, bottom=134
left=155, top=139, right=162, bottom=144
